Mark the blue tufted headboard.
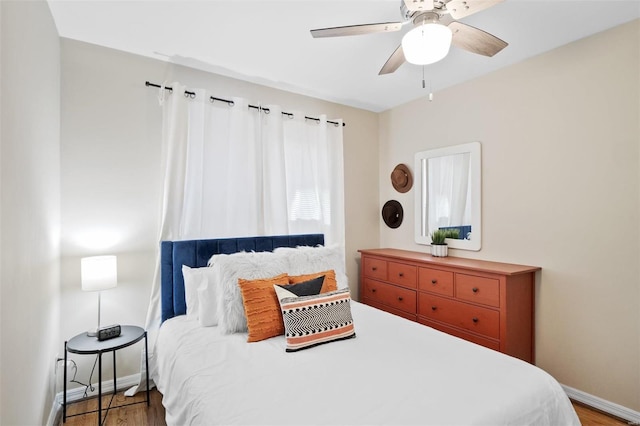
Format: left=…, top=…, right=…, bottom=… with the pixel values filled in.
left=160, top=234, right=324, bottom=322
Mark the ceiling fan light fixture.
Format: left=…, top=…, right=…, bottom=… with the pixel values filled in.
left=401, top=23, right=452, bottom=65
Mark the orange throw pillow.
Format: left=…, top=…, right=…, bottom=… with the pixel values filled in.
left=238, top=274, right=290, bottom=343
left=288, top=270, right=337, bottom=294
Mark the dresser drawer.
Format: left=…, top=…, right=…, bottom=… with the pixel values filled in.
left=388, top=262, right=417, bottom=289
left=363, top=257, right=387, bottom=280
left=418, top=318, right=500, bottom=351
left=418, top=268, right=454, bottom=296
left=363, top=278, right=416, bottom=314
left=364, top=298, right=417, bottom=322
left=456, top=274, right=500, bottom=307
left=418, top=294, right=499, bottom=339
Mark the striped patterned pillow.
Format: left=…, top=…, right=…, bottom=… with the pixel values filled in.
left=274, top=287, right=356, bottom=352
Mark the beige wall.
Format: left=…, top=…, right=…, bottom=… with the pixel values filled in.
left=60, top=39, right=379, bottom=384
left=379, top=20, right=640, bottom=410
left=0, top=1, right=61, bottom=424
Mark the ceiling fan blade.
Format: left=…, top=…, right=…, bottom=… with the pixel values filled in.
left=449, top=21, right=508, bottom=57
left=446, top=0, right=504, bottom=20
left=403, top=0, right=434, bottom=12
left=379, top=45, right=406, bottom=75
left=310, top=22, right=403, bottom=38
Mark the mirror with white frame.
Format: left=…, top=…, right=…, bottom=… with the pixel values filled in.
left=414, top=142, right=481, bottom=251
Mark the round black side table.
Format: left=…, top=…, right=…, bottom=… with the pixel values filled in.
left=63, top=325, right=149, bottom=425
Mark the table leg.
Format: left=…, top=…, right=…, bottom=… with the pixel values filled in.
left=98, top=353, right=102, bottom=426
left=113, top=350, right=117, bottom=395
left=145, top=331, right=150, bottom=406
left=63, top=342, right=67, bottom=422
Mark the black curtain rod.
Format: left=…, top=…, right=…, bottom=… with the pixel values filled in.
left=145, top=81, right=345, bottom=127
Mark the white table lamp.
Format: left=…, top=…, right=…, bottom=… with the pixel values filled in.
left=81, top=255, right=117, bottom=337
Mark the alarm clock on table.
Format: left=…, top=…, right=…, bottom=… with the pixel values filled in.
left=97, top=324, right=121, bottom=341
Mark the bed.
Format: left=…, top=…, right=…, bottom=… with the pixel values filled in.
left=154, top=234, right=580, bottom=425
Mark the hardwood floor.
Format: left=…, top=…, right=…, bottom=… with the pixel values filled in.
left=571, top=401, right=629, bottom=426
left=59, top=389, right=630, bottom=426
left=59, top=389, right=166, bottom=426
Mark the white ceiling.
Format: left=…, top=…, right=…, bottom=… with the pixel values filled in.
left=47, top=0, right=640, bottom=112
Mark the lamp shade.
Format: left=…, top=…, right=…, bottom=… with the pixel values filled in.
left=81, top=255, right=117, bottom=292
left=401, top=23, right=452, bottom=65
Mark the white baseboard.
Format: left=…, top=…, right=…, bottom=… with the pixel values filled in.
left=562, top=383, right=640, bottom=423
left=46, top=373, right=141, bottom=426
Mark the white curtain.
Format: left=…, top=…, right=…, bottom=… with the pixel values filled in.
left=179, top=93, right=344, bottom=243
left=427, top=152, right=471, bottom=233
left=127, top=82, right=344, bottom=394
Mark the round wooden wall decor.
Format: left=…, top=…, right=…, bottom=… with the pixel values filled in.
left=382, top=200, right=404, bottom=229
left=391, top=164, right=413, bottom=193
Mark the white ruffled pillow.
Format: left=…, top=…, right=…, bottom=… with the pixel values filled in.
left=274, top=245, right=349, bottom=289
left=210, top=251, right=290, bottom=334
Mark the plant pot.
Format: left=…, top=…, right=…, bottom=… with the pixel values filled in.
left=431, top=244, right=448, bottom=257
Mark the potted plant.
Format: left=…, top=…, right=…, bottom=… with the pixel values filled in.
left=429, top=229, right=460, bottom=257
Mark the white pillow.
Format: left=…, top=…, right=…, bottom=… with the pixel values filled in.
left=274, top=245, right=349, bottom=289
left=181, top=265, right=202, bottom=320
left=197, top=277, right=220, bottom=327
left=211, top=251, right=290, bottom=334
left=181, top=265, right=219, bottom=326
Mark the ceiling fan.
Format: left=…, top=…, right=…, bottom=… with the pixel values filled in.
left=310, top=0, right=508, bottom=75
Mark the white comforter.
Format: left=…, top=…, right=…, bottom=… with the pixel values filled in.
left=155, top=302, right=579, bottom=425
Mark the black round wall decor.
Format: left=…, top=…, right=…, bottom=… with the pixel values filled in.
left=382, top=200, right=404, bottom=229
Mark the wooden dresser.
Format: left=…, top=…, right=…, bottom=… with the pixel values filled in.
left=358, top=248, right=540, bottom=363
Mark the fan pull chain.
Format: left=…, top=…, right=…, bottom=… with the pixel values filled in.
left=422, top=66, right=434, bottom=102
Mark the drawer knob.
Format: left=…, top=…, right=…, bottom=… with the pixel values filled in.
left=372, top=267, right=377, bottom=271
left=371, top=288, right=377, bottom=293
left=472, top=317, right=479, bottom=323
left=399, top=272, right=404, bottom=277
left=472, top=287, right=479, bottom=293
left=431, top=306, right=437, bottom=311
left=431, top=279, right=437, bottom=284
left=398, top=296, right=403, bottom=301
